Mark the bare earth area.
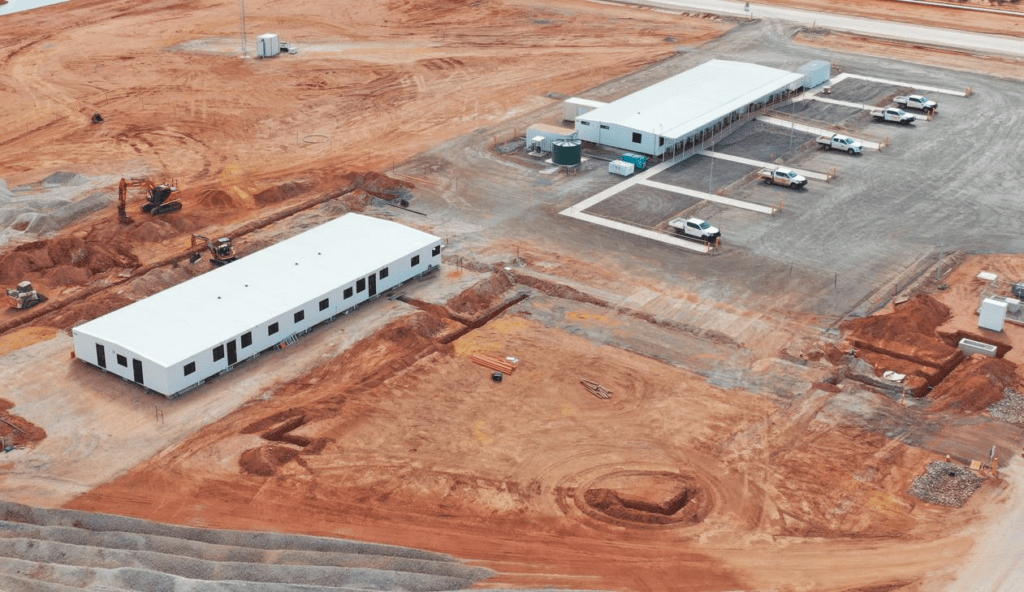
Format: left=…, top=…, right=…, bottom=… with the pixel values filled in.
left=2, top=0, right=1024, bottom=591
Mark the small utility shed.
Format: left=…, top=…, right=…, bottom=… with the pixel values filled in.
left=574, top=59, right=804, bottom=157
left=72, top=214, right=443, bottom=397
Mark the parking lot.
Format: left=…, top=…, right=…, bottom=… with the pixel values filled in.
left=405, top=19, right=1022, bottom=321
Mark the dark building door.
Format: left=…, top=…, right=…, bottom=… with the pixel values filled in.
left=132, top=359, right=144, bottom=384
left=368, top=274, right=377, bottom=297
left=95, top=344, right=106, bottom=368
left=227, top=340, right=237, bottom=365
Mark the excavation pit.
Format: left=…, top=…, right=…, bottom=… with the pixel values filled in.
left=578, top=471, right=712, bottom=527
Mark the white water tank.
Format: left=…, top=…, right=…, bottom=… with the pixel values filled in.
left=257, top=34, right=280, bottom=58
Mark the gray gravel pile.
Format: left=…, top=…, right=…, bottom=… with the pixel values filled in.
left=988, top=390, right=1024, bottom=425
left=0, top=501, right=614, bottom=592
left=908, top=462, right=985, bottom=507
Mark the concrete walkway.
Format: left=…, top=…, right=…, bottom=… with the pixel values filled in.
left=697, top=149, right=829, bottom=180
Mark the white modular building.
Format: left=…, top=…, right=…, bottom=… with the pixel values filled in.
left=72, top=214, right=443, bottom=397
left=573, top=60, right=805, bottom=157
left=562, top=97, right=607, bottom=123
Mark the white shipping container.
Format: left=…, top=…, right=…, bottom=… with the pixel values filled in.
left=608, top=160, right=635, bottom=177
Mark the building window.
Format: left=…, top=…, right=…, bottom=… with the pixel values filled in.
left=344, top=287, right=353, bottom=299
left=184, top=362, right=196, bottom=376
left=319, top=298, right=329, bottom=311
left=116, top=354, right=127, bottom=367
left=600, top=124, right=609, bottom=130
left=432, top=245, right=441, bottom=257
left=294, top=310, right=305, bottom=323
left=411, top=255, right=420, bottom=266
left=379, top=267, right=389, bottom=280
left=241, top=332, right=252, bottom=348
left=632, top=132, right=642, bottom=143
left=579, top=120, right=591, bottom=126
left=357, top=278, right=366, bottom=293
left=659, top=137, right=665, bottom=146
left=268, top=322, right=279, bottom=336
left=213, top=345, right=224, bottom=362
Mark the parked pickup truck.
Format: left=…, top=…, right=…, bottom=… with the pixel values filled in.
left=871, top=108, right=916, bottom=124
left=759, top=167, right=807, bottom=189
left=894, top=94, right=937, bottom=114
left=668, top=217, right=720, bottom=244
left=816, top=133, right=863, bottom=154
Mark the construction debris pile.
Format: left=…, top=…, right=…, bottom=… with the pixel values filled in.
left=988, top=390, right=1024, bottom=425
left=908, top=461, right=985, bottom=508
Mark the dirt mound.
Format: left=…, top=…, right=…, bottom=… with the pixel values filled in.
left=842, top=294, right=960, bottom=369
left=357, top=171, right=414, bottom=202
left=0, top=398, right=47, bottom=450
left=47, top=292, right=133, bottom=329
left=0, top=237, right=139, bottom=285
left=239, top=444, right=302, bottom=477
left=191, top=189, right=238, bottom=210
left=446, top=272, right=513, bottom=315
left=254, top=181, right=315, bottom=206
left=48, top=265, right=90, bottom=287
left=843, top=295, right=951, bottom=343
left=930, top=356, right=1020, bottom=413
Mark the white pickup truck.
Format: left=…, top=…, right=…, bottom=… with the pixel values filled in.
left=871, top=108, right=916, bottom=124
left=668, top=217, right=720, bottom=244
left=816, top=133, right=863, bottom=155
left=759, top=167, right=807, bottom=189
left=894, top=94, right=937, bottom=114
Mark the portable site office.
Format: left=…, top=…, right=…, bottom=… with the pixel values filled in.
left=72, top=214, right=443, bottom=397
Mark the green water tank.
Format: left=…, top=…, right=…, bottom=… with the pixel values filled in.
left=552, top=139, right=582, bottom=166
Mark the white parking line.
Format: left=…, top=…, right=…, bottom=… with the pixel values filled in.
left=562, top=211, right=712, bottom=253
left=832, top=72, right=967, bottom=97
left=639, top=180, right=777, bottom=214
left=809, top=95, right=873, bottom=111
left=756, top=115, right=882, bottom=150
left=698, top=150, right=829, bottom=181
left=805, top=95, right=930, bottom=124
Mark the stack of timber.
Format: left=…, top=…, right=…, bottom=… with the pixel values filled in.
left=580, top=379, right=613, bottom=399
left=471, top=353, right=517, bottom=375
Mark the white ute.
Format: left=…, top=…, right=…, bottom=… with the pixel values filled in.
left=816, top=133, right=862, bottom=155
left=668, top=217, right=720, bottom=244
left=759, top=167, right=808, bottom=189
left=894, top=94, right=938, bottom=114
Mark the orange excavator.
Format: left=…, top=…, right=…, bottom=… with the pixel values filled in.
left=117, top=177, right=182, bottom=225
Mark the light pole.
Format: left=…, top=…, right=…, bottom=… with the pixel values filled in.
left=240, top=0, right=249, bottom=58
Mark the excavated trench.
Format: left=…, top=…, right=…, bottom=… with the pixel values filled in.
left=576, top=471, right=712, bottom=528
left=239, top=410, right=330, bottom=476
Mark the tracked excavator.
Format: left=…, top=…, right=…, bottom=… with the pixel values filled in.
left=190, top=234, right=237, bottom=266
left=117, top=177, right=182, bottom=225
left=5, top=281, right=47, bottom=310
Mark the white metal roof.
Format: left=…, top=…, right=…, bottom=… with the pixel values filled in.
left=578, top=60, right=804, bottom=140
left=565, top=97, right=608, bottom=109
left=74, top=214, right=440, bottom=367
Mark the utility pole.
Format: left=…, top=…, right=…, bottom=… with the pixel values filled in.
left=240, top=0, right=249, bottom=57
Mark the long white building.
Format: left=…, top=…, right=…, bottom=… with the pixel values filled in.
left=72, top=214, right=443, bottom=397
left=574, top=59, right=805, bottom=157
